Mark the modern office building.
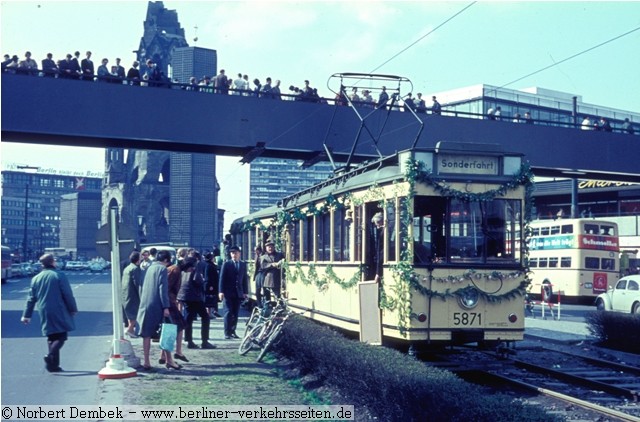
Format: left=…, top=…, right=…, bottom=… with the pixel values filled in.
left=59, top=191, right=103, bottom=260
left=430, top=84, right=639, bottom=130
left=171, top=46, right=217, bottom=84
left=1, top=167, right=102, bottom=261
left=249, top=158, right=336, bottom=213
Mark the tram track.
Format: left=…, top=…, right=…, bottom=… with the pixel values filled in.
left=422, top=345, right=640, bottom=421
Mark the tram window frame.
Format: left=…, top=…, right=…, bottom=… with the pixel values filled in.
left=316, top=212, right=331, bottom=262
left=538, top=257, right=548, bottom=268
left=548, top=257, right=559, bottom=268
left=585, top=256, right=600, bottom=269
left=540, top=227, right=550, bottom=236
left=561, top=257, right=571, bottom=268
left=529, top=258, right=538, bottom=268
left=354, top=206, right=363, bottom=262
left=550, top=226, right=560, bottom=235
left=386, top=200, right=397, bottom=262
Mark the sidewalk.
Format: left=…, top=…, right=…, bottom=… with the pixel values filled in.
left=524, top=315, right=594, bottom=344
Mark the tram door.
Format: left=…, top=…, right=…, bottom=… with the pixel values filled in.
left=360, top=203, right=384, bottom=344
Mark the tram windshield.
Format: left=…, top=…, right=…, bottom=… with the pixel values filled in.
left=412, top=196, right=522, bottom=265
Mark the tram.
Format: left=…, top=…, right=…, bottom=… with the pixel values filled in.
left=230, top=142, right=533, bottom=347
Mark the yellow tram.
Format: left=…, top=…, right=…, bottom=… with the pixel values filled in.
left=230, top=142, right=533, bottom=346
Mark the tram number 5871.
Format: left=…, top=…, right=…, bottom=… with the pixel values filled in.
left=453, top=312, right=482, bottom=326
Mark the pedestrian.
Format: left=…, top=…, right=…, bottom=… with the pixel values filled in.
left=431, top=96, right=441, bottom=115
left=136, top=250, right=178, bottom=371
left=203, top=252, right=221, bottom=318
left=21, top=254, right=78, bottom=372
left=260, top=238, right=285, bottom=300
left=122, top=251, right=142, bottom=338
left=218, top=245, right=248, bottom=339
left=178, top=256, right=216, bottom=350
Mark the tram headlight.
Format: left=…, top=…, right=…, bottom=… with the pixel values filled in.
left=458, top=287, right=480, bottom=309
left=508, top=313, right=518, bottom=323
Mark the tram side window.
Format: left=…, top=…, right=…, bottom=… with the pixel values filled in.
left=413, top=196, right=446, bottom=264
left=303, top=217, right=314, bottom=261
left=585, top=257, right=599, bottom=269
left=333, top=208, right=351, bottom=262
left=289, top=222, right=300, bottom=261
left=316, top=212, right=331, bottom=261
left=561, top=257, right=571, bottom=268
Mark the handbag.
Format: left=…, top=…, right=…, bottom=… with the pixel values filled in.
left=159, top=317, right=177, bottom=352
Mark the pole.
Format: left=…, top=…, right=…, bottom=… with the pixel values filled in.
left=98, top=206, right=137, bottom=379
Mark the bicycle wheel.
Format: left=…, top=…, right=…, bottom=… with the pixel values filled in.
left=243, top=308, right=260, bottom=338
left=256, top=322, right=284, bottom=362
left=238, top=323, right=262, bottom=355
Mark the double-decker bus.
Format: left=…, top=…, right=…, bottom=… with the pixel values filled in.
left=528, top=218, right=620, bottom=303
left=1, top=245, right=12, bottom=283
left=230, top=142, right=532, bottom=348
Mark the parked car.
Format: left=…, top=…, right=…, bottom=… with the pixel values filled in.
left=31, top=262, right=43, bottom=274
left=10, top=263, right=23, bottom=278
left=65, top=261, right=86, bottom=271
left=20, top=263, right=34, bottom=277
left=88, top=262, right=104, bottom=272
left=595, top=275, right=640, bottom=314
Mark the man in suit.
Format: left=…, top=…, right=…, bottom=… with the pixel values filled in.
left=218, top=245, right=248, bottom=339
left=80, top=51, right=94, bottom=81
left=70, top=51, right=81, bottom=79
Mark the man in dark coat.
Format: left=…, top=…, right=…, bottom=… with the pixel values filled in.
left=178, top=256, right=215, bottom=349
left=22, top=254, right=78, bottom=372
left=41, top=53, right=58, bottom=77
left=80, top=51, right=94, bottom=81
left=203, top=252, right=221, bottom=317
left=218, top=245, right=248, bottom=339
left=259, top=238, right=285, bottom=300
left=69, top=51, right=81, bottom=79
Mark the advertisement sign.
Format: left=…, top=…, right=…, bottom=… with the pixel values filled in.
left=592, top=272, right=608, bottom=293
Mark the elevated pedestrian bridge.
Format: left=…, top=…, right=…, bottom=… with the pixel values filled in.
left=2, top=73, right=638, bottom=182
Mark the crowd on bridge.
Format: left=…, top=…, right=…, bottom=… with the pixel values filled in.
left=3, top=49, right=636, bottom=133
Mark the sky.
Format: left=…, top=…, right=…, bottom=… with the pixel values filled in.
left=2, top=0, right=640, bottom=221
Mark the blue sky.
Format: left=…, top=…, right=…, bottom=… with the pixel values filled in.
left=2, top=1, right=640, bottom=218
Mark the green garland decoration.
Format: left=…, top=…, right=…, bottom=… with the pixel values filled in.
left=289, top=262, right=362, bottom=291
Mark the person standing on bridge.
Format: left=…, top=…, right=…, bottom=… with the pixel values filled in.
left=21, top=254, right=78, bottom=373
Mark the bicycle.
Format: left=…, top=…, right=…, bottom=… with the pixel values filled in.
left=238, top=296, right=293, bottom=361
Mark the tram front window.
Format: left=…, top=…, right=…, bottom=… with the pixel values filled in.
left=413, top=196, right=521, bottom=265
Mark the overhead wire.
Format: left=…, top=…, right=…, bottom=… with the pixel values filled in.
left=496, top=25, right=640, bottom=91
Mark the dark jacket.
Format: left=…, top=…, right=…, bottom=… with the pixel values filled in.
left=178, top=262, right=206, bottom=302
left=218, top=259, right=248, bottom=299
left=81, top=58, right=94, bottom=79
left=204, top=260, right=219, bottom=297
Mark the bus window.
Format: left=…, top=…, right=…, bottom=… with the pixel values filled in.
left=585, top=257, right=599, bottom=269
left=584, top=223, right=598, bottom=235
left=532, top=228, right=540, bottom=236
left=561, top=225, right=573, bottom=234
left=529, top=258, right=538, bottom=268
left=550, top=226, right=560, bottom=235
left=561, top=257, right=571, bottom=267
left=541, top=227, right=550, bottom=236
left=600, top=225, right=615, bottom=236
left=601, top=258, right=615, bottom=270
left=549, top=257, right=559, bottom=268
left=539, top=257, right=548, bottom=268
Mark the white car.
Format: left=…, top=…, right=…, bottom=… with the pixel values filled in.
left=595, top=275, right=640, bottom=314
left=65, top=261, right=86, bottom=271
